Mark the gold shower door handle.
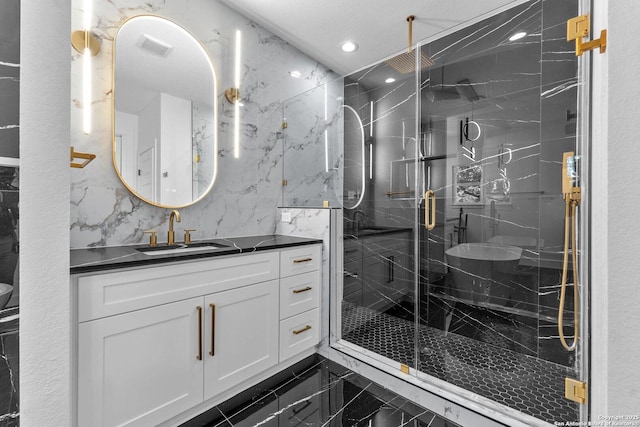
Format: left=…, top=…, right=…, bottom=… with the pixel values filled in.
left=425, top=190, right=436, bottom=230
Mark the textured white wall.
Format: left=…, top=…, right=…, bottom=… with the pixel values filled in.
left=591, top=0, right=640, bottom=416
left=19, top=1, right=72, bottom=426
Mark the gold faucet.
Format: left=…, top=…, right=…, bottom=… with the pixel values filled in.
left=168, top=210, right=181, bottom=245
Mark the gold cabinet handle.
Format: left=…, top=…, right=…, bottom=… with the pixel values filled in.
left=196, top=306, right=203, bottom=361
left=293, top=257, right=313, bottom=264
left=425, top=190, right=436, bottom=231
left=293, top=286, right=312, bottom=294
left=209, top=304, right=215, bottom=357
left=293, top=325, right=312, bottom=335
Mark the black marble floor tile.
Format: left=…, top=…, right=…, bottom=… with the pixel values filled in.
left=181, top=356, right=460, bottom=427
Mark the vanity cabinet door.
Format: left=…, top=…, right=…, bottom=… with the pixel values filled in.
left=203, top=279, right=279, bottom=400
left=78, top=297, right=203, bottom=427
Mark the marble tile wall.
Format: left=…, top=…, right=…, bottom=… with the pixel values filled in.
left=332, top=3, right=582, bottom=423
left=282, top=80, right=344, bottom=208
left=0, top=1, right=19, bottom=425
left=0, top=0, right=19, bottom=161
left=337, top=0, right=579, bottom=366
left=0, top=308, right=18, bottom=426
left=70, top=0, right=337, bottom=248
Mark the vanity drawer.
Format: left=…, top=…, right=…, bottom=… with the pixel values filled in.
left=279, top=308, right=320, bottom=362
left=77, top=251, right=279, bottom=322
left=279, top=245, right=321, bottom=278
left=279, top=271, right=320, bottom=319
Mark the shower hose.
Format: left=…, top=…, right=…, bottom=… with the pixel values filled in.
left=558, top=195, right=580, bottom=351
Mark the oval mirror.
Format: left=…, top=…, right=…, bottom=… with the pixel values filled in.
left=113, top=15, right=218, bottom=208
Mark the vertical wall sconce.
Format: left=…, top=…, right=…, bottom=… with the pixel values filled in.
left=225, top=30, right=242, bottom=158
left=369, top=101, right=374, bottom=180
left=71, top=0, right=100, bottom=135
left=324, top=84, right=329, bottom=173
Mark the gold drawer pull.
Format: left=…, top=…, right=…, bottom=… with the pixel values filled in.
left=293, top=257, right=312, bottom=264
left=293, top=325, right=312, bottom=335
left=293, top=286, right=312, bottom=294
left=196, top=306, right=203, bottom=361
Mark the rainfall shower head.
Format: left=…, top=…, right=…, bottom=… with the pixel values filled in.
left=386, top=49, right=433, bottom=74
left=385, top=15, right=433, bottom=74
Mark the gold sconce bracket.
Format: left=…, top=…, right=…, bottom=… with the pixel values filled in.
left=224, top=87, right=241, bottom=104
left=70, top=147, right=96, bottom=168
left=567, top=14, right=607, bottom=56
left=71, top=30, right=100, bottom=56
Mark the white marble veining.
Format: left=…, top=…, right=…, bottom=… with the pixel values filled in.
left=70, top=0, right=337, bottom=248
left=282, top=80, right=344, bottom=208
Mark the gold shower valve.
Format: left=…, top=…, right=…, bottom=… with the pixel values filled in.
left=564, top=186, right=582, bottom=203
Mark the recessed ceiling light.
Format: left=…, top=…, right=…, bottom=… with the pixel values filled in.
left=341, top=41, right=358, bottom=53
left=289, top=70, right=301, bottom=78
left=509, top=31, right=527, bottom=42
left=385, top=77, right=396, bottom=84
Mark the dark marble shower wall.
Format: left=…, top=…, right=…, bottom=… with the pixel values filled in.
left=339, top=0, right=581, bottom=424
left=0, top=310, right=18, bottom=427
left=0, top=1, right=20, bottom=425
left=415, top=0, right=579, bottom=367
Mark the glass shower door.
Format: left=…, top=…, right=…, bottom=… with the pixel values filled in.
left=415, top=1, right=588, bottom=425
left=333, top=1, right=590, bottom=425
left=340, top=55, right=418, bottom=371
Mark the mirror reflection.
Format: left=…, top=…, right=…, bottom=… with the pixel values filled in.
left=113, top=15, right=218, bottom=208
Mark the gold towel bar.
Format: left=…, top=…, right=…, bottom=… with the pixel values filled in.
left=70, top=147, right=96, bottom=168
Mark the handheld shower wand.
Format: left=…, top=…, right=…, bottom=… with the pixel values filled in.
left=558, top=152, right=581, bottom=351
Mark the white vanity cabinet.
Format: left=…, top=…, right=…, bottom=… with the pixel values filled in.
left=74, top=244, right=321, bottom=427
left=78, top=296, right=204, bottom=427
left=203, top=280, right=279, bottom=400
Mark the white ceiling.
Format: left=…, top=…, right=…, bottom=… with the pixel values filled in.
left=219, top=0, right=525, bottom=76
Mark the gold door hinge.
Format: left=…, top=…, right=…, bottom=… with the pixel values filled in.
left=282, top=179, right=288, bottom=187
left=567, top=14, right=607, bottom=56
left=282, top=121, right=288, bottom=129
left=565, top=377, right=587, bottom=404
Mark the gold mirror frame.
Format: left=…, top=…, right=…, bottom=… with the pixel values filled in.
left=112, top=15, right=218, bottom=209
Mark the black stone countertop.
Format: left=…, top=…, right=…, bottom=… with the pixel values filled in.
left=71, top=234, right=323, bottom=274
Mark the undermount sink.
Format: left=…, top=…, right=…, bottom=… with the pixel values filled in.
left=137, top=241, right=229, bottom=256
